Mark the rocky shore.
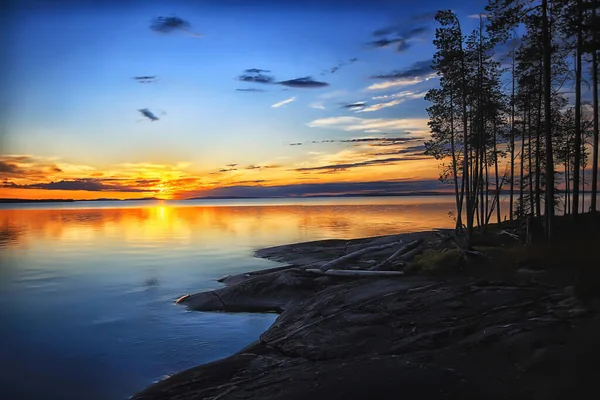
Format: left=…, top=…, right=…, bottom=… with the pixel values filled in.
left=133, top=231, right=600, bottom=400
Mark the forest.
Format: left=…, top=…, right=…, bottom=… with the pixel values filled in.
left=424, top=0, right=599, bottom=245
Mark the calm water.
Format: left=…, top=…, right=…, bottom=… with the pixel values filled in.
left=0, top=196, right=457, bottom=400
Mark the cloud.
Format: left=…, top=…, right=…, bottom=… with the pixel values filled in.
left=339, top=137, right=418, bottom=144
left=271, top=97, right=296, bottom=108
left=308, top=116, right=429, bottom=133
left=367, top=77, right=430, bottom=90
left=290, top=143, right=303, bottom=146
left=309, top=102, right=326, bottom=109
left=294, top=156, right=430, bottom=172
left=139, top=108, right=159, bottom=121
left=238, top=73, right=275, bottom=84
left=368, top=38, right=410, bottom=52
left=321, top=58, right=358, bottom=75
left=133, top=76, right=157, bottom=83
left=0, top=161, right=19, bottom=174
left=371, top=144, right=427, bottom=156
left=341, top=102, right=367, bottom=110
left=372, top=90, right=425, bottom=100
left=371, top=59, right=433, bottom=80
left=245, top=68, right=271, bottom=73
left=185, top=179, right=444, bottom=199
left=3, top=179, right=151, bottom=192
left=278, top=77, right=329, bottom=88
left=150, top=16, right=202, bottom=36
left=236, top=88, right=266, bottom=92
left=358, top=99, right=403, bottom=112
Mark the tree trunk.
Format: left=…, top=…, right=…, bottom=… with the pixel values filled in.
left=520, top=102, right=527, bottom=218
left=542, top=0, right=555, bottom=240
left=493, top=120, right=501, bottom=223
left=449, top=89, right=463, bottom=231
left=592, top=2, right=599, bottom=213
left=535, top=70, right=543, bottom=217
left=528, top=105, right=535, bottom=216
left=573, top=0, right=583, bottom=219
left=510, top=46, right=516, bottom=222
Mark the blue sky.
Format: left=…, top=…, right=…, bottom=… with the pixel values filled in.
left=0, top=0, right=489, bottom=199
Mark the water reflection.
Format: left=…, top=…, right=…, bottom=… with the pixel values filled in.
left=0, top=197, right=457, bottom=250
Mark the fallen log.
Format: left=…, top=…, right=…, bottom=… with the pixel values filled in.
left=500, top=230, right=520, bottom=241
left=318, top=241, right=402, bottom=271
left=369, top=240, right=422, bottom=271
left=307, top=269, right=404, bottom=277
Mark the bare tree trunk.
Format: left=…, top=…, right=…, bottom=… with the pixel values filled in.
left=510, top=46, right=516, bottom=222
left=449, top=89, right=463, bottom=231
left=520, top=102, right=527, bottom=218
left=542, top=0, right=555, bottom=239
left=573, top=0, right=583, bottom=219
left=493, top=120, right=501, bottom=223
left=592, top=2, right=599, bottom=212
left=528, top=106, right=535, bottom=216
left=535, top=70, right=543, bottom=217
left=565, top=160, right=569, bottom=215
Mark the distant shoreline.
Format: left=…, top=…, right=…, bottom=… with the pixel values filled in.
left=2, top=190, right=596, bottom=204
left=0, top=192, right=456, bottom=204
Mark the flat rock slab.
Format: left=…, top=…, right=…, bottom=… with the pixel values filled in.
left=136, top=232, right=600, bottom=400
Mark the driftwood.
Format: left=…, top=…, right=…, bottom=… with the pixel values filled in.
left=175, top=294, right=190, bottom=303
left=500, top=230, right=520, bottom=241
left=369, top=240, right=422, bottom=271
left=306, top=269, right=405, bottom=277
left=318, top=241, right=402, bottom=271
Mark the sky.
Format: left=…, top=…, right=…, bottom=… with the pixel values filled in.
left=0, top=0, right=488, bottom=200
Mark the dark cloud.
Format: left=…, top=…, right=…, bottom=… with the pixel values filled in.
left=322, top=58, right=359, bottom=75
left=340, top=137, right=416, bottom=144
left=133, top=76, right=157, bottom=83
left=371, top=59, right=432, bottom=80
left=245, top=68, right=271, bottom=73
left=341, top=102, right=367, bottom=110
left=277, top=77, right=329, bottom=88
left=290, top=143, right=303, bottom=146
left=372, top=144, right=427, bottom=156
left=236, top=88, right=266, bottom=92
left=2, top=179, right=151, bottom=192
left=149, top=16, right=201, bottom=36
left=138, top=108, right=159, bottom=121
left=226, top=163, right=238, bottom=167
left=185, top=179, right=444, bottom=199
left=238, top=73, right=275, bottom=84
left=0, top=161, right=19, bottom=174
left=294, top=156, right=429, bottom=172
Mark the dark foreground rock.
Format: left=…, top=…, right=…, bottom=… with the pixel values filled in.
left=134, top=233, right=600, bottom=400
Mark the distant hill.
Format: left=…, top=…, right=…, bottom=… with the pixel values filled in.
left=186, top=191, right=451, bottom=200
left=0, top=197, right=163, bottom=204
left=0, top=198, right=75, bottom=203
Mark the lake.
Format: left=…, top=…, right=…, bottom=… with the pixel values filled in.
left=0, top=196, right=459, bottom=399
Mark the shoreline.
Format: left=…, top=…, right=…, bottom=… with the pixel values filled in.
left=133, top=229, right=600, bottom=400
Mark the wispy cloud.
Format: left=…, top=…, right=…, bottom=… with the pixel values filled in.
left=367, top=76, right=432, bottom=90
left=368, top=59, right=435, bottom=90
left=309, top=102, right=326, bottom=110
left=236, top=88, right=266, bottom=93
left=294, top=156, right=429, bottom=172
left=372, top=90, right=425, bottom=101
left=272, top=97, right=296, bottom=108
left=308, top=116, right=429, bottom=134
left=358, top=99, right=403, bottom=112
